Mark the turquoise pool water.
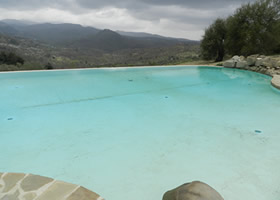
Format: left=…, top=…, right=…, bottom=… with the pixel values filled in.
left=0, top=66, right=280, bottom=200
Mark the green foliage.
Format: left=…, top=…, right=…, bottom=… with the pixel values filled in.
left=45, top=62, right=54, bottom=70
left=0, top=26, right=200, bottom=71
left=201, top=0, right=280, bottom=60
left=0, top=51, right=24, bottom=65
left=226, top=0, right=280, bottom=56
left=200, top=18, right=226, bottom=61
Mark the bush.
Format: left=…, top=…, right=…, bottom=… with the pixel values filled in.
left=0, top=52, right=24, bottom=65
left=45, top=62, right=54, bottom=70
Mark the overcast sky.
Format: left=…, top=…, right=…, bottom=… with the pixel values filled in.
left=0, top=0, right=255, bottom=40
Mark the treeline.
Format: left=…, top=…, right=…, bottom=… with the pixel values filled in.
left=201, top=0, right=280, bottom=61
left=0, top=52, right=24, bottom=65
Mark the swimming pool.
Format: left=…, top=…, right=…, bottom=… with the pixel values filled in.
left=0, top=66, right=279, bottom=200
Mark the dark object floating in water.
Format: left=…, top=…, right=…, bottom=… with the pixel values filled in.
left=255, top=130, right=262, bottom=134
left=128, top=80, right=133, bottom=82
left=165, top=96, right=168, bottom=98
left=7, top=118, right=13, bottom=121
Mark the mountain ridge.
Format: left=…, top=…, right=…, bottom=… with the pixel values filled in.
left=0, top=19, right=198, bottom=49
left=0, top=19, right=200, bottom=71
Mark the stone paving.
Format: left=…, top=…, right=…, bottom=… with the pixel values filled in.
left=271, top=75, right=280, bottom=90
left=0, top=173, right=103, bottom=200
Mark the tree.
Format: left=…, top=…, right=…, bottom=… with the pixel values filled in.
left=200, top=0, right=280, bottom=60
left=200, top=18, right=226, bottom=62
left=226, top=0, right=280, bottom=56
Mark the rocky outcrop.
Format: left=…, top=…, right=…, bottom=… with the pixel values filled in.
left=224, top=55, right=280, bottom=76
left=223, top=55, right=280, bottom=90
left=163, top=181, right=224, bottom=200
left=224, top=55, right=247, bottom=68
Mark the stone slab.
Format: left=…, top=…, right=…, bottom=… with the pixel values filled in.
left=66, top=187, right=100, bottom=200
left=0, top=190, right=20, bottom=200
left=36, top=181, right=77, bottom=200
left=271, top=75, right=280, bottom=90
left=21, top=174, right=53, bottom=192
left=22, top=192, right=37, bottom=200
left=2, top=173, right=25, bottom=193
left=1, top=173, right=101, bottom=200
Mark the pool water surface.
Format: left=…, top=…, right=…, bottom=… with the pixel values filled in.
left=0, top=66, right=280, bottom=200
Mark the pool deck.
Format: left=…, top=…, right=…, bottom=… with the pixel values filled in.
left=0, top=172, right=103, bottom=200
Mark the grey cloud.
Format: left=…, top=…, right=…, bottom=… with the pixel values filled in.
left=0, top=0, right=257, bottom=39
left=0, top=0, right=256, bottom=10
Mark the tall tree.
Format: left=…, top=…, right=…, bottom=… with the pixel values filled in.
left=226, top=0, right=280, bottom=56
left=200, top=18, right=226, bottom=62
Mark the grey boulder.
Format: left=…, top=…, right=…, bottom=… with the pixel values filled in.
left=246, top=55, right=258, bottom=66
left=163, top=181, right=224, bottom=200
left=223, top=60, right=236, bottom=68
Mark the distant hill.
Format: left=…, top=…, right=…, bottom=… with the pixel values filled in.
left=116, top=30, right=195, bottom=43
left=1, top=19, right=36, bottom=26
left=71, top=29, right=193, bottom=51
left=0, top=20, right=99, bottom=45
left=0, top=19, right=198, bottom=51
left=0, top=19, right=200, bottom=71
left=16, top=23, right=100, bottom=45
left=0, top=22, right=18, bottom=35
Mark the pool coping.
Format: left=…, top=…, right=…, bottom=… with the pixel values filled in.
left=0, top=172, right=103, bottom=200
left=271, top=75, right=280, bottom=90
left=230, top=66, right=280, bottom=91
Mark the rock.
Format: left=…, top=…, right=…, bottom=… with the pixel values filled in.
left=163, top=181, right=224, bottom=200
left=246, top=55, right=258, bottom=66
left=275, top=61, right=280, bottom=69
left=223, top=60, right=236, bottom=68
left=271, top=75, right=280, bottom=90
left=255, top=58, right=263, bottom=67
left=240, top=56, right=245, bottom=61
left=266, top=69, right=275, bottom=76
left=223, top=56, right=241, bottom=68
left=262, top=57, right=274, bottom=68
left=236, top=61, right=248, bottom=68
left=232, top=55, right=240, bottom=62
left=251, top=66, right=257, bottom=71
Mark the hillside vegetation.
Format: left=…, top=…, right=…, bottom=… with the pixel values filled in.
left=0, top=21, right=199, bottom=71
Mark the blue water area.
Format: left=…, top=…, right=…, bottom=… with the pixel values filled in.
left=0, top=66, right=280, bottom=200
